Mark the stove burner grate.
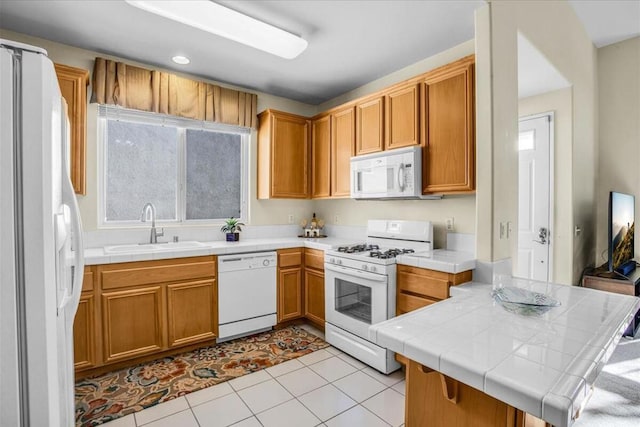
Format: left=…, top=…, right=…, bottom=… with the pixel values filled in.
left=369, top=248, right=416, bottom=259
left=337, top=244, right=380, bottom=254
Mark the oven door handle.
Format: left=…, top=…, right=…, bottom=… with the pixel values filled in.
left=324, top=263, right=388, bottom=282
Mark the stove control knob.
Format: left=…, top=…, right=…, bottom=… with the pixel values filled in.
left=329, top=258, right=335, bottom=264
left=370, top=266, right=377, bottom=273
left=337, top=259, right=343, bottom=265
left=362, top=264, right=368, bottom=271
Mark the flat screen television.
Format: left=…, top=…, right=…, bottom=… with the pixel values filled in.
left=608, top=191, right=636, bottom=274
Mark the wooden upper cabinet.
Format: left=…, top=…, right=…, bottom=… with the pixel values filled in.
left=385, top=83, right=420, bottom=150
left=54, top=63, right=89, bottom=195
left=421, top=58, right=475, bottom=194
left=355, top=96, right=384, bottom=155
left=311, top=115, right=331, bottom=199
left=331, top=106, right=355, bottom=198
left=258, top=109, right=310, bottom=199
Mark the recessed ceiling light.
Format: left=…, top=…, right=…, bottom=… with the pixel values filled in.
left=172, top=55, right=190, bottom=65
left=125, top=0, right=308, bottom=59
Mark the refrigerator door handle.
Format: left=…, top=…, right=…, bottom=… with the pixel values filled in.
left=61, top=147, right=84, bottom=325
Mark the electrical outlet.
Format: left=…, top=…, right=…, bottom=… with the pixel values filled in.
left=287, top=214, right=294, bottom=224
left=445, top=217, right=454, bottom=231
left=334, top=215, right=340, bottom=224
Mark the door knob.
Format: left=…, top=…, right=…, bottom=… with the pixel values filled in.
left=534, top=227, right=548, bottom=245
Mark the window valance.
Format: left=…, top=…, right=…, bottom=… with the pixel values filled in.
left=90, top=57, right=257, bottom=129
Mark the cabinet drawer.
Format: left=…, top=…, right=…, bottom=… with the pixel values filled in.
left=398, top=293, right=438, bottom=313
left=305, top=248, right=325, bottom=271
left=100, top=256, right=216, bottom=290
left=278, top=248, right=303, bottom=268
left=398, top=271, right=449, bottom=300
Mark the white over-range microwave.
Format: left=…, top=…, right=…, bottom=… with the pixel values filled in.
left=350, top=146, right=441, bottom=200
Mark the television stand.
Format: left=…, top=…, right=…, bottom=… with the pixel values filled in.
left=582, top=264, right=640, bottom=337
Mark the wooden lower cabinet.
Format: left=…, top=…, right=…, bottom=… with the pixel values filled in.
left=406, top=359, right=516, bottom=427
left=102, top=286, right=164, bottom=363
left=304, top=268, right=325, bottom=327
left=73, top=293, right=96, bottom=370
left=276, top=248, right=326, bottom=328
left=277, top=248, right=304, bottom=323
left=74, top=266, right=99, bottom=371
left=406, top=359, right=550, bottom=427
left=74, top=256, right=217, bottom=376
left=167, top=280, right=217, bottom=347
left=397, top=265, right=472, bottom=315
left=278, top=267, right=304, bottom=322
left=304, top=248, right=325, bottom=328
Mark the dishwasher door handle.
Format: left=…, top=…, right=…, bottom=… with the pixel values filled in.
left=221, top=257, right=243, bottom=262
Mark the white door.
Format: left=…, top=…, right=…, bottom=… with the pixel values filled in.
left=517, top=114, right=552, bottom=281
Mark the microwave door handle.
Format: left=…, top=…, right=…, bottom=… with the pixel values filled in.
left=397, top=164, right=405, bottom=191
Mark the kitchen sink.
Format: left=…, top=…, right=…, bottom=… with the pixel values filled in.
left=104, top=244, right=157, bottom=253
left=104, top=241, right=207, bottom=254
left=163, top=241, right=207, bottom=249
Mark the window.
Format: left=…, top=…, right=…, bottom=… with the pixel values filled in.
left=98, top=107, right=249, bottom=226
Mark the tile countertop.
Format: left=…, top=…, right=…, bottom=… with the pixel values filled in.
left=396, top=249, right=476, bottom=273
left=84, top=237, right=358, bottom=265
left=369, top=278, right=640, bottom=427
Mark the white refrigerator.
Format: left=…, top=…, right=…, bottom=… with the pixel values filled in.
left=1, top=39, right=85, bottom=426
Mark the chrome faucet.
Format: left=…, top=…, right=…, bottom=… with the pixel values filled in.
left=140, top=203, right=164, bottom=244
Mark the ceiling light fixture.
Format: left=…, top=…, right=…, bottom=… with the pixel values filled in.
left=172, top=55, right=190, bottom=65
left=124, top=0, right=308, bottom=59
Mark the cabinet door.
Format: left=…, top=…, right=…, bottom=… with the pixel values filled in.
left=331, top=106, right=355, bottom=198
left=386, top=84, right=420, bottom=150
left=304, top=269, right=325, bottom=327
left=406, top=360, right=517, bottom=427
left=54, top=63, right=89, bottom=195
left=422, top=63, right=475, bottom=193
left=73, top=293, right=96, bottom=371
left=272, top=113, right=310, bottom=198
left=102, top=286, right=164, bottom=363
left=311, top=115, right=331, bottom=198
left=278, top=267, right=303, bottom=322
left=356, top=96, right=384, bottom=155
left=167, top=280, right=217, bottom=348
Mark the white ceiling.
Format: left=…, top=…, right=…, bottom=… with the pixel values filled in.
left=569, top=0, right=640, bottom=48
left=0, top=1, right=637, bottom=105
left=0, top=0, right=483, bottom=105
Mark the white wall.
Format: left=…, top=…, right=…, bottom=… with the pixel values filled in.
left=314, top=40, right=477, bottom=249
left=0, top=29, right=317, bottom=230
left=476, top=0, right=597, bottom=284
left=518, top=88, right=573, bottom=284
left=595, top=36, right=640, bottom=266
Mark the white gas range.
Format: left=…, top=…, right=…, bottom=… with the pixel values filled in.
left=324, top=220, right=433, bottom=373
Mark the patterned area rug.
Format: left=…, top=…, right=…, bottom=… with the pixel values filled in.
left=75, top=326, right=329, bottom=426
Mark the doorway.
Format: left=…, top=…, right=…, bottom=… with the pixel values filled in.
left=516, top=113, right=553, bottom=281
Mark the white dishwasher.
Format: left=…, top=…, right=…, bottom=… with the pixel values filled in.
left=217, top=251, right=277, bottom=341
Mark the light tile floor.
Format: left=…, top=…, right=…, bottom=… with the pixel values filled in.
left=100, top=325, right=405, bottom=427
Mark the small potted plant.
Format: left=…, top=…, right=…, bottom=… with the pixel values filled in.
left=221, top=217, right=245, bottom=242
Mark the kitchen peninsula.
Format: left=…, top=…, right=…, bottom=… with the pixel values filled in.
left=369, top=279, right=640, bottom=427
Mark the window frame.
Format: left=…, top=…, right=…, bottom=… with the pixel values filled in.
left=97, top=106, right=250, bottom=228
